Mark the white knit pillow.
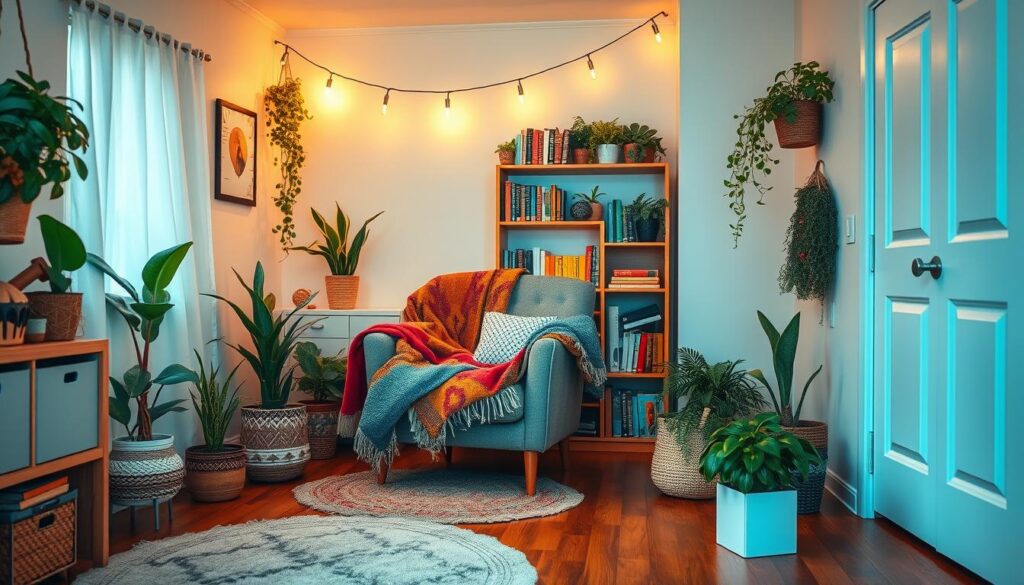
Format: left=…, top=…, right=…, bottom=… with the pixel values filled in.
left=473, top=312, right=557, bottom=364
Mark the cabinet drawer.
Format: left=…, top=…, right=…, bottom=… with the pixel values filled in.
left=298, top=314, right=349, bottom=339
left=298, top=337, right=349, bottom=358
left=35, top=355, right=99, bottom=463
left=350, top=315, right=400, bottom=336
left=0, top=364, right=30, bottom=474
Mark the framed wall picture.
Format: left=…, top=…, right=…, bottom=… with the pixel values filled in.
left=214, top=99, right=257, bottom=206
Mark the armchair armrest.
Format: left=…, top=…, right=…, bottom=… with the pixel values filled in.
left=521, top=337, right=583, bottom=452
left=362, top=332, right=398, bottom=385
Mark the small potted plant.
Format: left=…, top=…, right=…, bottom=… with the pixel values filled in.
left=25, top=215, right=86, bottom=341
left=572, top=186, right=605, bottom=221
left=588, top=118, right=623, bottom=164
left=289, top=204, right=383, bottom=310
left=625, top=193, right=668, bottom=242
left=185, top=351, right=245, bottom=502
left=621, top=123, right=666, bottom=163
left=749, top=310, right=828, bottom=513
left=495, top=139, right=516, bottom=165
left=294, top=341, right=347, bottom=459
left=569, top=116, right=593, bottom=164
left=652, top=348, right=766, bottom=499
left=206, top=262, right=315, bottom=482
left=699, top=412, right=821, bottom=558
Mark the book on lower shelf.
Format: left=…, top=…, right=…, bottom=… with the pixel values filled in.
left=606, top=303, right=664, bottom=373
left=609, top=390, right=663, bottom=438
left=0, top=475, right=69, bottom=511
left=501, top=245, right=599, bottom=286
left=607, top=269, right=661, bottom=289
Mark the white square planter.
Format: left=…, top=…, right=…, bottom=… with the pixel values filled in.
left=715, top=483, right=797, bottom=558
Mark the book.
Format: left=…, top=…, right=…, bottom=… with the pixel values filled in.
left=613, top=269, right=660, bottom=277
left=611, top=390, right=623, bottom=436
left=635, top=394, right=661, bottom=437
left=0, top=476, right=68, bottom=503
left=0, top=484, right=69, bottom=511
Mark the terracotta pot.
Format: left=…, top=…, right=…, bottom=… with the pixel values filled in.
left=240, top=404, right=310, bottom=482
left=624, top=144, right=656, bottom=163
left=573, top=148, right=590, bottom=164
left=588, top=202, right=604, bottom=221
left=109, top=434, right=185, bottom=506
left=0, top=195, right=31, bottom=244
left=26, top=292, right=82, bottom=341
left=325, top=275, right=358, bottom=310
left=497, top=150, right=515, bottom=165
left=595, top=144, right=620, bottom=164
left=300, top=400, right=340, bottom=459
left=184, top=444, right=246, bottom=502
left=774, top=99, right=822, bottom=149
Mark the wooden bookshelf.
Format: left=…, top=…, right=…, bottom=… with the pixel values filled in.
left=495, top=161, right=672, bottom=453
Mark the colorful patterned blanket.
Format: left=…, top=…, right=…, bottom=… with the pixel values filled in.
left=341, top=270, right=606, bottom=471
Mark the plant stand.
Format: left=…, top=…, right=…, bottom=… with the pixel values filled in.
left=123, top=496, right=174, bottom=532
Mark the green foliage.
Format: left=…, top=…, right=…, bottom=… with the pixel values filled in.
left=288, top=204, right=383, bottom=276
left=568, top=116, right=592, bottom=150
left=779, top=164, right=838, bottom=302
left=724, top=62, right=835, bottom=247
left=625, top=193, right=668, bottom=225
left=0, top=72, right=90, bottom=204
left=90, top=243, right=197, bottom=441
left=264, top=78, right=311, bottom=249
left=189, top=350, right=241, bottom=451
left=573, top=185, right=605, bottom=204
left=205, top=262, right=317, bottom=409
left=588, top=118, right=622, bottom=148
left=663, top=348, right=767, bottom=460
left=620, top=123, right=666, bottom=162
left=699, top=412, right=821, bottom=493
left=37, top=215, right=85, bottom=293
left=294, top=341, right=347, bottom=403
left=749, top=311, right=823, bottom=426
left=495, top=139, right=516, bottom=154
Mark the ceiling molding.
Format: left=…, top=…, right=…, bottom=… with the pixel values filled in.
left=224, top=0, right=286, bottom=35
left=284, top=17, right=676, bottom=39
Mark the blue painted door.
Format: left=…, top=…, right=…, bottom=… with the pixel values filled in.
left=872, top=1, right=1021, bottom=582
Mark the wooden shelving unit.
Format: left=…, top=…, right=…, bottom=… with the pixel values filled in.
left=495, top=162, right=672, bottom=453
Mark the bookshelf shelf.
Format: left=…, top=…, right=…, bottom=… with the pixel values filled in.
left=498, top=221, right=602, bottom=229
left=607, top=371, right=667, bottom=379
left=604, top=241, right=667, bottom=248
left=605, top=288, right=667, bottom=293
left=498, top=162, right=667, bottom=176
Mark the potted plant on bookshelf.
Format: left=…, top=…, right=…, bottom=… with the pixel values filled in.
left=588, top=118, right=623, bottom=164
left=25, top=216, right=86, bottom=341
left=88, top=243, right=196, bottom=506
left=294, top=341, right=347, bottom=459
left=569, top=116, right=592, bottom=164
left=699, top=412, right=821, bottom=558
left=621, top=123, right=666, bottom=163
left=572, top=186, right=605, bottom=221
left=289, top=204, right=383, bottom=310
left=185, top=351, right=245, bottom=502
left=652, top=348, right=766, bottom=499
left=206, top=262, right=315, bottom=482
left=749, top=310, right=828, bottom=513
left=625, top=193, right=668, bottom=242
left=495, top=139, right=516, bottom=165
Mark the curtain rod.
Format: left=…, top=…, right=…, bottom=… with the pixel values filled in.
left=66, top=0, right=213, bottom=62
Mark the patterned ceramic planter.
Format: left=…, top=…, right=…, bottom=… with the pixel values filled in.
left=300, top=400, right=340, bottom=460
left=184, top=444, right=246, bottom=502
left=109, top=434, right=185, bottom=506
left=240, top=405, right=310, bottom=482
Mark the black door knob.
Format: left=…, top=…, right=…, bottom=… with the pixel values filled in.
left=911, top=256, right=942, bottom=279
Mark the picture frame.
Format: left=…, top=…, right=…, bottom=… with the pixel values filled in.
left=214, top=99, right=257, bottom=206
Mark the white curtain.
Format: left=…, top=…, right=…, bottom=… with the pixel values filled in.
left=67, top=3, right=219, bottom=454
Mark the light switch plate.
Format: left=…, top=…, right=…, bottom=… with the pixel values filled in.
left=845, top=215, right=856, bottom=244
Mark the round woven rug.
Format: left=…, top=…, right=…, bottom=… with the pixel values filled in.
left=75, top=515, right=536, bottom=585
left=294, top=469, right=583, bottom=524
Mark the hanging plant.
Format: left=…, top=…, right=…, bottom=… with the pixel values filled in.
left=778, top=160, right=837, bottom=303
left=264, top=73, right=311, bottom=249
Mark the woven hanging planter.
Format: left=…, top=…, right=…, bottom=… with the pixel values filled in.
left=0, top=196, right=31, bottom=245
left=779, top=160, right=838, bottom=307
left=325, top=275, right=358, bottom=310
left=26, top=292, right=82, bottom=341
left=774, top=99, right=822, bottom=148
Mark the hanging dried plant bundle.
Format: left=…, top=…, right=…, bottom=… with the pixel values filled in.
left=778, top=160, right=837, bottom=302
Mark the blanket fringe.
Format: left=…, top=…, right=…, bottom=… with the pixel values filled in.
left=406, top=387, right=523, bottom=457
left=354, top=428, right=399, bottom=474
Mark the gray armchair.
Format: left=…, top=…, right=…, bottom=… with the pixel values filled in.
left=362, top=275, right=595, bottom=495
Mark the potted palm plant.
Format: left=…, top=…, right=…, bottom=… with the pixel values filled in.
left=495, top=139, right=516, bottom=165
left=621, top=122, right=666, bottom=163
left=294, top=341, right=347, bottom=459
left=572, top=186, right=605, bottom=221
left=625, top=193, right=668, bottom=242
left=206, top=262, right=315, bottom=482
left=25, top=216, right=86, bottom=340
left=588, top=118, right=623, bottom=164
left=652, top=348, right=766, bottom=499
left=185, top=351, right=245, bottom=502
left=289, top=204, right=383, bottom=310
left=569, top=116, right=592, bottom=164
left=699, top=412, right=821, bottom=558
left=88, top=243, right=196, bottom=506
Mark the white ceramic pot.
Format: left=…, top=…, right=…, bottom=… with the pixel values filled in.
left=596, top=144, right=621, bottom=164
left=715, top=483, right=797, bottom=558
left=109, top=434, right=185, bottom=506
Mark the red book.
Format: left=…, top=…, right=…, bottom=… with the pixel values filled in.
left=613, top=269, right=660, bottom=277
left=637, top=334, right=648, bottom=373
left=534, top=129, right=543, bottom=165
left=585, top=246, right=593, bottom=282
left=554, top=130, right=563, bottom=164
left=504, top=180, right=512, bottom=222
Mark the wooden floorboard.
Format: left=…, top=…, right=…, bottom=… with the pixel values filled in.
left=67, top=447, right=984, bottom=584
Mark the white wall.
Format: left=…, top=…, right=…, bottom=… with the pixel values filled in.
left=281, top=18, right=678, bottom=307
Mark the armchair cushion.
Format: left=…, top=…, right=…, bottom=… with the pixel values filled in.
left=472, top=312, right=556, bottom=364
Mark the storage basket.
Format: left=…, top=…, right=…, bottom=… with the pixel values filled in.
left=324, top=275, right=359, bottom=310
left=651, top=419, right=717, bottom=499
left=793, top=450, right=828, bottom=514
left=0, top=490, right=77, bottom=585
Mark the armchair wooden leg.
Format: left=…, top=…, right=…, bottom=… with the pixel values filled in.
left=376, top=462, right=389, bottom=485
left=558, top=439, right=570, bottom=471
left=444, top=447, right=453, bottom=467
left=524, top=451, right=539, bottom=496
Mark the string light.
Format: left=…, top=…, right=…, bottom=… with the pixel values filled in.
left=517, top=80, right=525, bottom=104
left=651, top=21, right=662, bottom=44
left=586, top=54, right=596, bottom=79
left=381, top=90, right=390, bottom=115
left=444, top=92, right=451, bottom=116
left=325, top=74, right=333, bottom=89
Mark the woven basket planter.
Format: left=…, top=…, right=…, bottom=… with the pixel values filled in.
left=651, top=419, right=717, bottom=499
left=325, top=275, right=358, bottom=310
left=300, top=400, right=340, bottom=459
left=240, top=405, right=310, bottom=482
left=0, top=196, right=31, bottom=245
left=783, top=420, right=828, bottom=514
left=184, top=444, right=246, bottom=503
left=26, top=292, right=82, bottom=341
left=497, top=150, right=515, bottom=165
left=774, top=99, right=822, bottom=149
left=109, top=434, right=185, bottom=506
left=783, top=419, right=828, bottom=452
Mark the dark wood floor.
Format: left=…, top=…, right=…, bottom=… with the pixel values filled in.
left=76, top=447, right=982, bottom=584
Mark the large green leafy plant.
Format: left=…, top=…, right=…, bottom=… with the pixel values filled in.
left=294, top=341, right=347, bottom=403
left=189, top=351, right=241, bottom=451
left=89, top=243, right=197, bottom=441
left=698, top=412, right=821, bottom=493
left=749, top=311, right=823, bottom=427
left=36, top=215, right=85, bottom=293
left=265, top=77, right=311, bottom=249
left=206, top=262, right=316, bottom=409
left=289, top=204, right=383, bottom=276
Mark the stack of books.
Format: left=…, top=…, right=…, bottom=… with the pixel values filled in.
left=607, top=269, right=660, bottom=289
left=611, top=391, right=663, bottom=437
left=513, top=128, right=572, bottom=165
left=501, top=182, right=572, bottom=222
left=606, top=303, right=665, bottom=373
left=0, top=476, right=69, bottom=511
left=501, top=245, right=599, bottom=286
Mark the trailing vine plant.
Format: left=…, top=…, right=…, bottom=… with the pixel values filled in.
left=778, top=160, right=838, bottom=306
left=264, top=69, right=311, bottom=249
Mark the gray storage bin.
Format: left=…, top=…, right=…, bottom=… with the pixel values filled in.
left=35, top=355, right=99, bottom=463
left=0, top=364, right=30, bottom=474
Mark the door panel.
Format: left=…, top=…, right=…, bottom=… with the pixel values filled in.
left=885, top=298, right=929, bottom=469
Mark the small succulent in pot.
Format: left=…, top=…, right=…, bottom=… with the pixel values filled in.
left=569, top=116, right=593, bottom=164
left=495, top=139, right=516, bottom=165
left=621, top=123, right=666, bottom=163
left=573, top=185, right=606, bottom=221
left=626, top=193, right=668, bottom=242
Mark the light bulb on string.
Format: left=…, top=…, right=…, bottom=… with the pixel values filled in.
left=325, top=74, right=333, bottom=90
left=586, top=54, right=597, bottom=80
left=381, top=90, right=390, bottom=115
left=517, top=80, right=525, bottom=104
left=651, top=21, right=662, bottom=44
left=444, top=92, right=451, bottom=116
